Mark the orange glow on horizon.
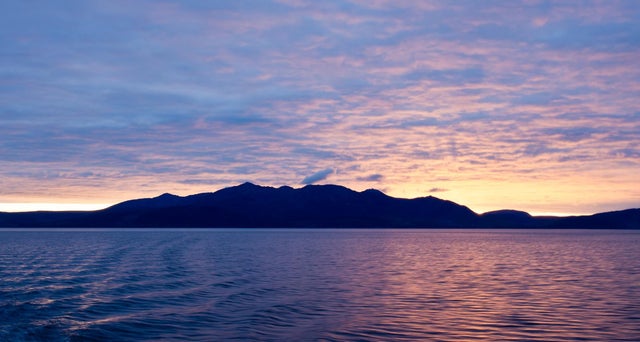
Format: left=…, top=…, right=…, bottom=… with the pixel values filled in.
left=0, top=203, right=111, bottom=213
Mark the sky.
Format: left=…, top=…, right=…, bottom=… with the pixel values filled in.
left=1, top=0, right=639, bottom=216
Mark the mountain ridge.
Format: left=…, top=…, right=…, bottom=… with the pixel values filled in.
left=0, top=183, right=638, bottom=228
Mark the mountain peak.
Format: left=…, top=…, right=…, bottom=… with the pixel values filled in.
left=361, top=188, right=388, bottom=198
left=238, top=181, right=259, bottom=188
left=157, top=192, right=179, bottom=199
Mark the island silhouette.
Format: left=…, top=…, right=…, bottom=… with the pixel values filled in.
left=0, top=182, right=638, bottom=228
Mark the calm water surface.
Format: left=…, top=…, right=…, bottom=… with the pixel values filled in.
left=0, top=229, right=639, bottom=341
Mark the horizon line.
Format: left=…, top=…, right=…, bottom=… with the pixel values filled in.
left=0, top=182, right=636, bottom=217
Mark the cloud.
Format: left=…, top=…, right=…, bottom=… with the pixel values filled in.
left=357, top=173, right=384, bottom=182
left=428, top=188, right=448, bottom=193
left=403, top=67, right=485, bottom=86
left=301, top=168, right=334, bottom=184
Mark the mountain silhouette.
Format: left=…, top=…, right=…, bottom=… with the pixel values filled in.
left=0, top=183, right=638, bottom=228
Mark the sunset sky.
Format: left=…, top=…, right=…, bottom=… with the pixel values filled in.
left=1, top=0, right=639, bottom=215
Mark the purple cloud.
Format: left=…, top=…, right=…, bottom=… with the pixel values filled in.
left=301, top=169, right=334, bottom=185
left=357, top=174, right=384, bottom=182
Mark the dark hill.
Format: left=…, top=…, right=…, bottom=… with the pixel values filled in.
left=480, top=210, right=538, bottom=228
left=546, top=208, right=640, bottom=229
left=83, top=183, right=478, bottom=228
left=0, top=183, right=637, bottom=228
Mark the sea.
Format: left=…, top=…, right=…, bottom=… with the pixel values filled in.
left=0, top=229, right=638, bottom=341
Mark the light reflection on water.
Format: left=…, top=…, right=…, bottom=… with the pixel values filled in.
left=0, top=229, right=639, bottom=341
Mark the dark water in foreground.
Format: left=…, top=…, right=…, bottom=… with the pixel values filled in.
left=0, top=229, right=639, bottom=341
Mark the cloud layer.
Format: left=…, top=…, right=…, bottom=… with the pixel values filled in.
left=1, top=0, right=639, bottom=214
left=301, top=169, right=334, bottom=185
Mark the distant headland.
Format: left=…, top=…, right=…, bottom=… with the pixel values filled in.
left=0, top=183, right=638, bottom=228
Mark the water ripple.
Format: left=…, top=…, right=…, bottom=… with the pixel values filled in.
left=0, top=229, right=639, bottom=341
